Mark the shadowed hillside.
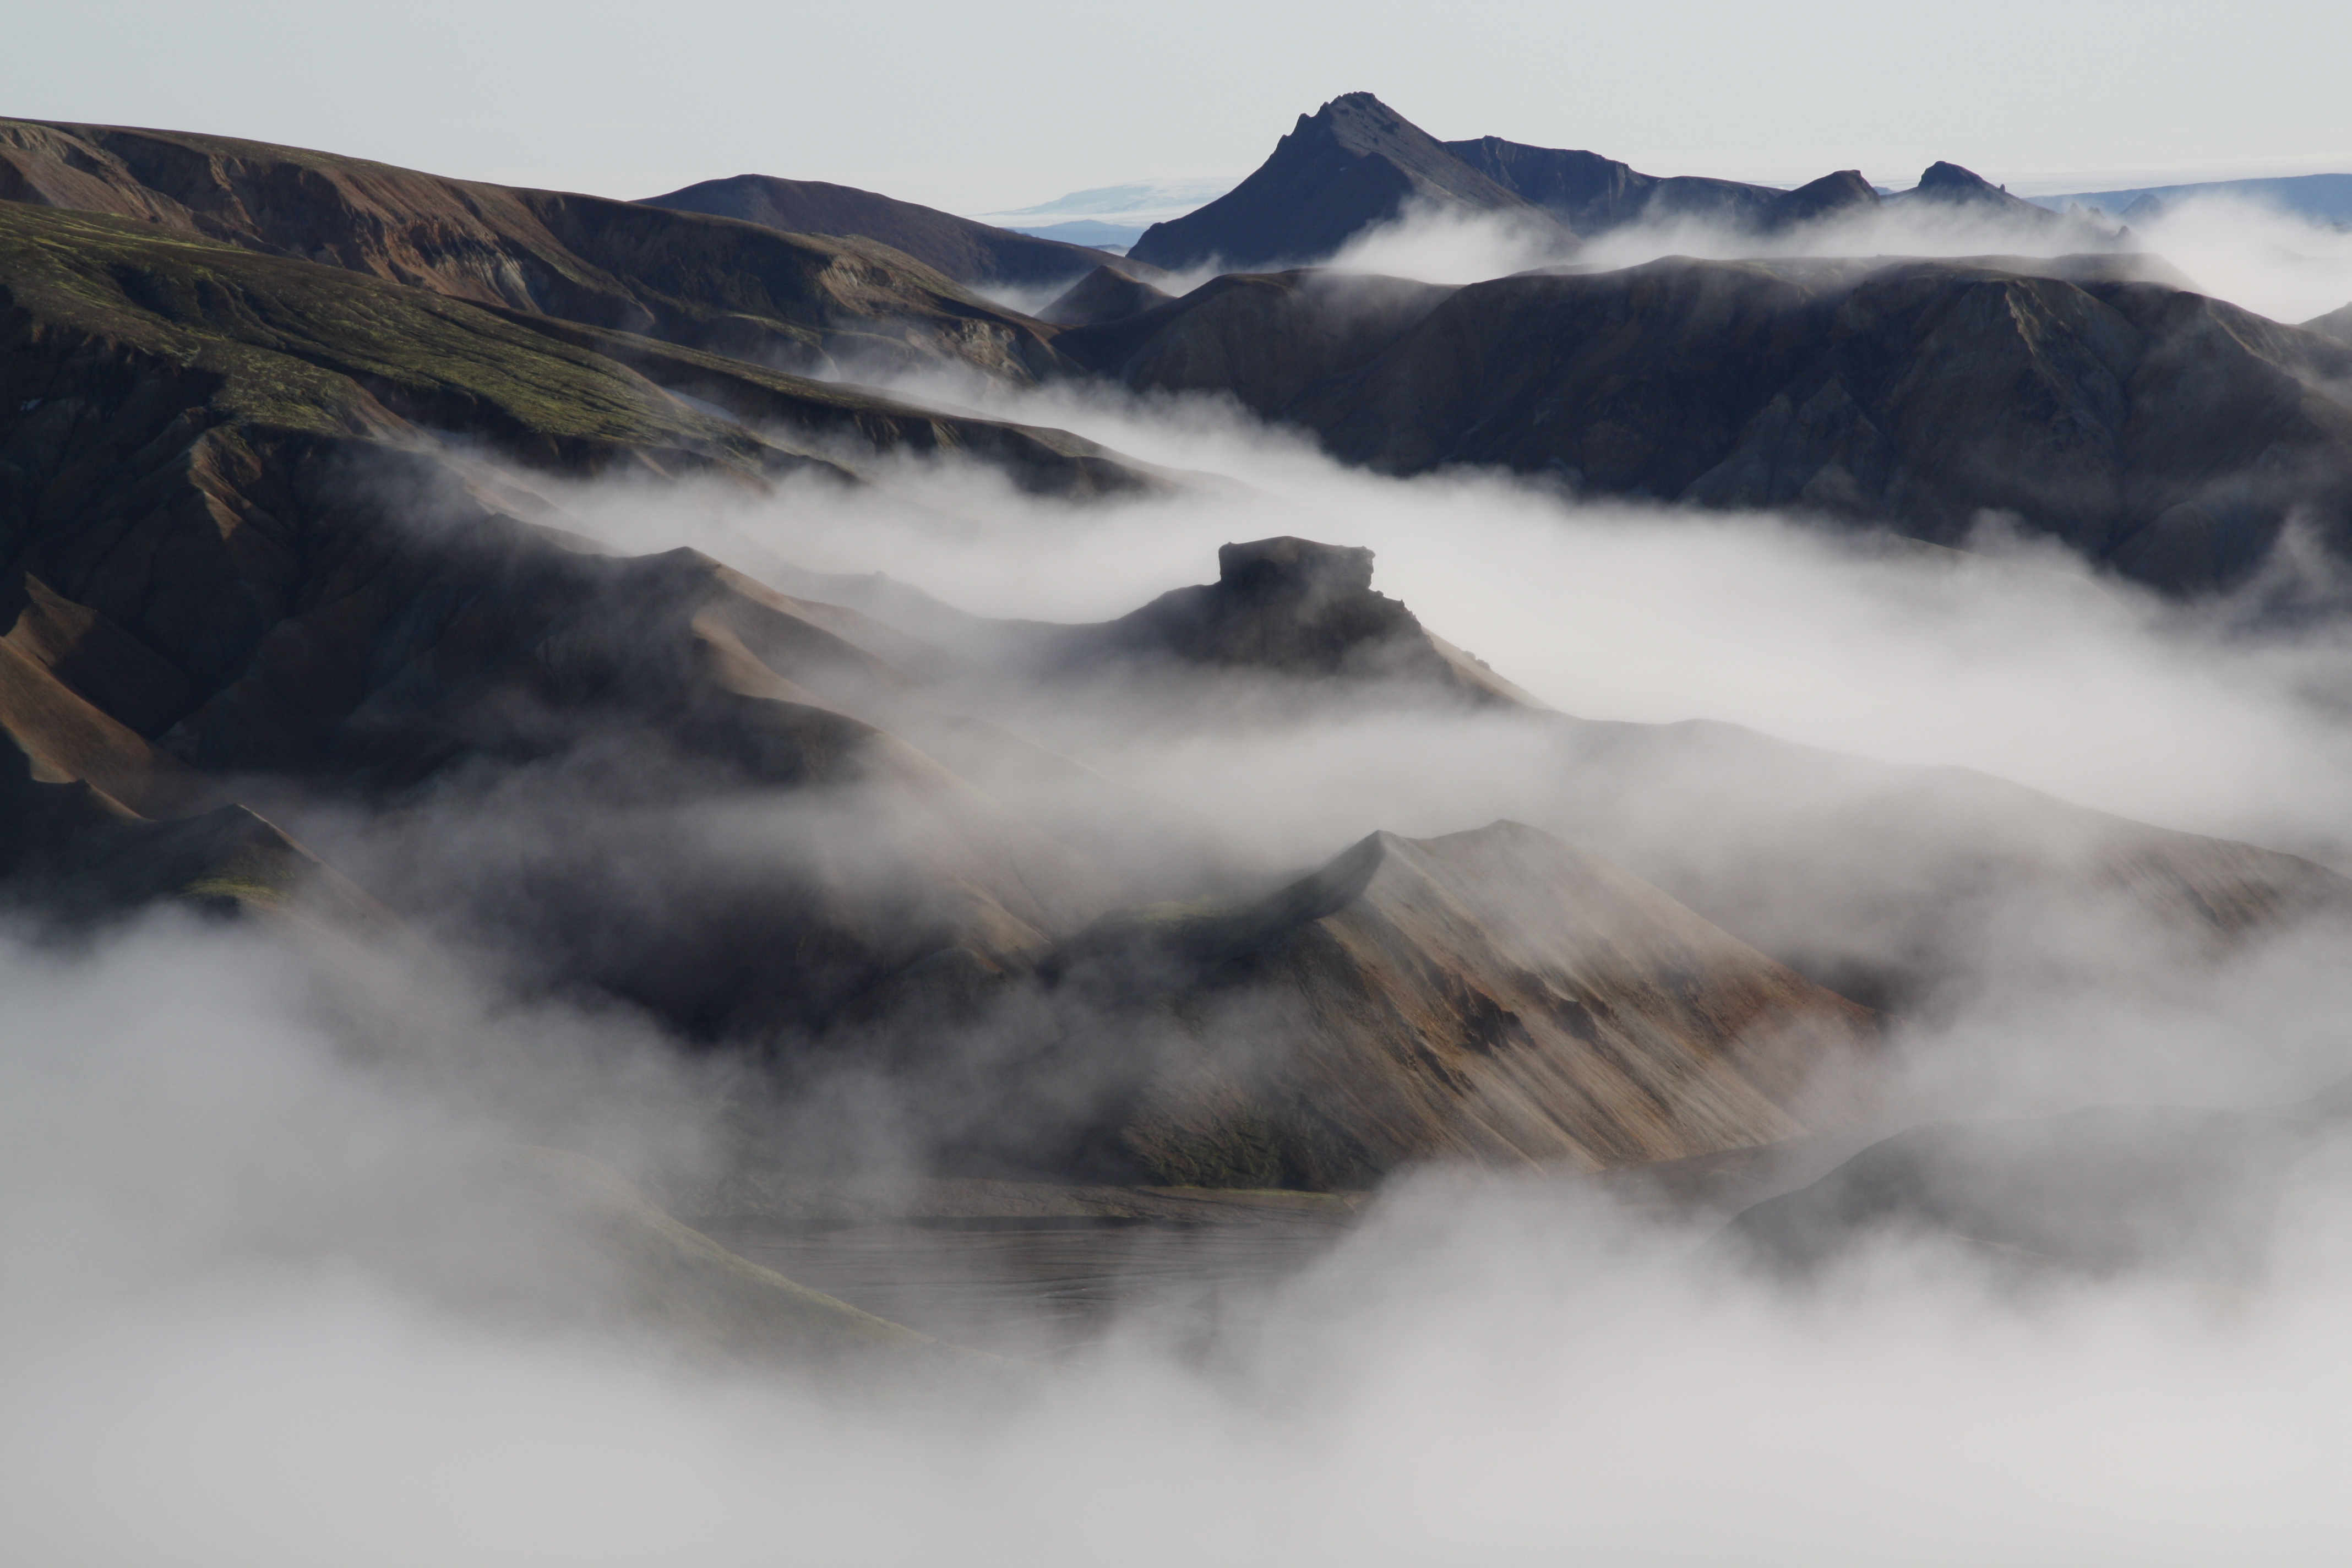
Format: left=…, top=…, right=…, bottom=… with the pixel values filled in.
left=1058, top=252, right=2352, bottom=594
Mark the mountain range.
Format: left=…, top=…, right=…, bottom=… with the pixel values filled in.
left=5, top=98, right=2352, bottom=1350
left=1126, top=93, right=2120, bottom=272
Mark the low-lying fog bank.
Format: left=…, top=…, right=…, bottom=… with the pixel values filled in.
left=9, top=917, right=2352, bottom=1565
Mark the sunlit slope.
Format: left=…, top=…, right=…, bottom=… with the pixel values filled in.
left=0, top=117, right=1072, bottom=382
left=643, top=173, right=1166, bottom=290
left=1048, top=821, right=1877, bottom=1185
left=819, top=537, right=2352, bottom=1026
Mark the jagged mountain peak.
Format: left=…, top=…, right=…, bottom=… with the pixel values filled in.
left=1298, top=91, right=1421, bottom=149
left=1127, top=93, right=1560, bottom=273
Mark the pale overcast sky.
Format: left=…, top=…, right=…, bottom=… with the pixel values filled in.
left=9, top=0, right=2346, bottom=213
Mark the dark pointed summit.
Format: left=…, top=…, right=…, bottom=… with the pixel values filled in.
left=1126, top=92, right=1564, bottom=273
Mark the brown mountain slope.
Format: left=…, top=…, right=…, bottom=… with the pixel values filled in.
left=641, top=174, right=1164, bottom=290
left=0, top=118, right=1065, bottom=382
left=1037, top=264, right=1178, bottom=327
left=1038, top=821, right=1877, bottom=1188
left=0, top=200, right=1153, bottom=1035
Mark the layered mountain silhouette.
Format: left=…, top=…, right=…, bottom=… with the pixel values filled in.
left=12, top=110, right=2336, bottom=593
left=641, top=173, right=1166, bottom=288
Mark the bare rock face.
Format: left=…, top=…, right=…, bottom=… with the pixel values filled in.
left=1031, top=535, right=1531, bottom=705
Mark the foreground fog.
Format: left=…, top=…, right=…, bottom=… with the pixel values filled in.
left=8, top=919, right=2352, bottom=1566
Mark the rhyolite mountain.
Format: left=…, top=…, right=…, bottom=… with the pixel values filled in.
left=0, top=175, right=1883, bottom=1177
left=641, top=173, right=1167, bottom=289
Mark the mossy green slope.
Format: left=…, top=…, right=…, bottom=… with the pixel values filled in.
left=0, top=117, right=1069, bottom=384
